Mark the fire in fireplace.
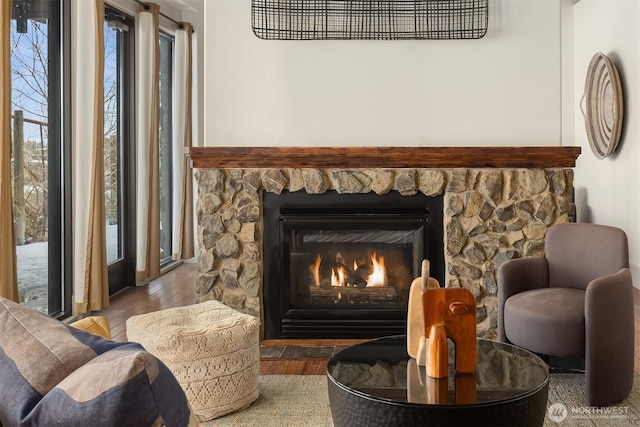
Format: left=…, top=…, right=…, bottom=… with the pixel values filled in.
left=295, top=230, right=416, bottom=310
left=263, top=190, right=444, bottom=339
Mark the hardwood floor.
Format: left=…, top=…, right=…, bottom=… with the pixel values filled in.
left=96, top=263, right=640, bottom=375
left=94, top=263, right=330, bottom=375
left=94, top=264, right=198, bottom=342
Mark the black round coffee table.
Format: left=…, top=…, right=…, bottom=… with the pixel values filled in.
left=327, top=335, right=548, bottom=427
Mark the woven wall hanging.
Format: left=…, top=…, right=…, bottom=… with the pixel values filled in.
left=580, top=52, right=624, bottom=160
left=251, top=0, right=488, bottom=40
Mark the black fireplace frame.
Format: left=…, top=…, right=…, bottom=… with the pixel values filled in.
left=263, top=190, right=444, bottom=339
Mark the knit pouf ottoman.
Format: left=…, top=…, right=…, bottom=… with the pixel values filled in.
left=126, top=300, right=260, bottom=422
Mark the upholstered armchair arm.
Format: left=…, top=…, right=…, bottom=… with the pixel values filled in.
left=585, top=268, right=634, bottom=406
left=497, top=257, right=549, bottom=342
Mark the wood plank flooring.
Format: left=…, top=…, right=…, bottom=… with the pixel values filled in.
left=95, top=263, right=640, bottom=375
left=94, top=264, right=198, bottom=342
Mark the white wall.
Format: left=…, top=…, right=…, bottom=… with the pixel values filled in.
left=573, top=0, right=640, bottom=284
left=202, top=0, right=563, bottom=147
left=193, top=0, right=640, bottom=281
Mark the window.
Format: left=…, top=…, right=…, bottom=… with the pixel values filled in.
left=11, top=0, right=68, bottom=317
left=159, top=33, right=174, bottom=265
left=9, top=2, right=176, bottom=314
left=104, top=5, right=135, bottom=294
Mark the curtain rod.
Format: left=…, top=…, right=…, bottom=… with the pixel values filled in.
left=133, top=0, right=187, bottom=30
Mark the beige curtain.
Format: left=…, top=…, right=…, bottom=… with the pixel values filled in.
left=72, top=0, right=109, bottom=313
left=172, top=23, right=194, bottom=260
left=0, top=0, right=19, bottom=302
left=136, top=3, right=161, bottom=283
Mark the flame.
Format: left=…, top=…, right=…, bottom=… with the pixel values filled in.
left=366, top=253, right=387, bottom=287
left=310, top=254, right=322, bottom=286
left=331, top=266, right=347, bottom=287
left=337, top=291, right=342, bottom=301
left=310, top=252, right=388, bottom=288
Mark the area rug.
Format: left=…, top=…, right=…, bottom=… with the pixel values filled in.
left=545, top=374, right=640, bottom=426
left=201, top=374, right=640, bottom=427
left=200, top=376, right=332, bottom=427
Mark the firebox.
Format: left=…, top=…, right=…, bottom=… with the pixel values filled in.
left=263, top=190, right=444, bottom=339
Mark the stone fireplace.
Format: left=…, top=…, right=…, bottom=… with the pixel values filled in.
left=189, top=147, right=580, bottom=340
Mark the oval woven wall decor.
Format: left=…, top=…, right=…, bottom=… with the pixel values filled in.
left=581, top=52, right=624, bottom=160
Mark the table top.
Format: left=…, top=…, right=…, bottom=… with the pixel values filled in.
left=327, top=335, right=548, bottom=407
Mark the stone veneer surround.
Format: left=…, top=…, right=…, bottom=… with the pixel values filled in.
left=194, top=167, right=574, bottom=339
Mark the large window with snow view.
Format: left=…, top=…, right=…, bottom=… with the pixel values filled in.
left=11, top=0, right=68, bottom=316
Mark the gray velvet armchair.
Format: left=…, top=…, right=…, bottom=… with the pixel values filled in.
left=497, top=222, right=634, bottom=407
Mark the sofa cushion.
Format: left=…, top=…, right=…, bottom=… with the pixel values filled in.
left=0, top=297, right=196, bottom=427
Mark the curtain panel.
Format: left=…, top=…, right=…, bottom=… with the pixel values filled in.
left=71, top=0, right=109, bottom=313
left=0, top=0, right=19, bottom=302
left=172, top=23, right=194, bottom=261
left=135, top=3, right=161, bottom=283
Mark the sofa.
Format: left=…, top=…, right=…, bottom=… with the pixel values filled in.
left=0, top=297, right=197, bottom=427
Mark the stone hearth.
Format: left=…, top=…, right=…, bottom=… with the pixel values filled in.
left=193, top=165, right=575, bottom=339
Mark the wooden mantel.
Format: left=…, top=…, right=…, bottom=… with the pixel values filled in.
left=187, top=146, right=581, bottom=169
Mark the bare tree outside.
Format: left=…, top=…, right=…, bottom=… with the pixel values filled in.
left=11, top=17, right=50, bottom=311
left=11, top=13, right=121, bottom=310
left=104, top=24, right=119, bottom=245
left=12, top=18, right=48, bottom=245
left=104, top=22, right=122, bottom=265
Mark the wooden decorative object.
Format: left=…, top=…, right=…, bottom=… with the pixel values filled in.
left=455, top=374, right=477, bottom=404
left=421, top=288, right=477, bottom=377
left=426, top=376, right=449, bottom=405
left=426, top=323, right=448, bottom=378
left=407, top=358, right=478, bottom=405
left=407, top=260, right=440, bottom=359
left=406, top=359, right=427, bottom=404
left=407, top=261, right=477, bottom=378
left=581, top=52, right=624, bottom=160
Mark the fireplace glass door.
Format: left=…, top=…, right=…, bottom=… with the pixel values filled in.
left=263, top=190, right=444, bottom=339
left=285, top=215, right=425, bottom=311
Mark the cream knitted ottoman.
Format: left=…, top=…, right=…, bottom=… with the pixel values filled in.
left=125, top=300, right=260, bottom=422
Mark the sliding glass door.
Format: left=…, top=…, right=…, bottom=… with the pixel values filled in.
left=11, top=0, right=68, bottom=317
left=159, top=32, right=174, bottom=266
left=104, top=6, right=135, bottom=294
left=10, top=2, right=178, bottom=313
